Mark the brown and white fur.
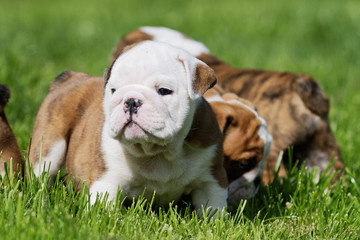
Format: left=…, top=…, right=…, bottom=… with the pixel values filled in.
left=29, top=41, right=228, bottom=213
left=112, top=26, right=344, bottom=184
left=0, top=84, right=23, bottom=181
left=204, top=85, right=272, bottom=203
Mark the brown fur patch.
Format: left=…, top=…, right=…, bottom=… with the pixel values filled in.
left=53, top=71, right=71, bottom=83
left=29, top=72, right=106, bottom=188
left=199, top=53, right=343, bottom=184
left=30, top=70, right=228, bottom=191
left=193, top=63, right=217, bottom=95
left=292, top=75, right=329, bottom=117
left=104, top=60, right=116, bottom=86
left=204, top=89, right=264, bottom=183
left=0, top=84, right=10, bottom=110
left=114, top=29, right=344, bottom=185
left=0, top=85, right=23, bottom=180
left=185, top=98, right=228, bottom=188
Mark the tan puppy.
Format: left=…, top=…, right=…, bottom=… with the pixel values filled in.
left=0, top=84, right=23, bottom=180
left=198, top=57, right=344, bottom=185
left=204, top=85, right=272, bottom=203
left=112, top=27, right=344, bottom=184
left=29, top=41, right=228, bottom=212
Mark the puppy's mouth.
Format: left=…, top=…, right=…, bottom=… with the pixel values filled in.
left=108, top=100, right=173, bottom=145
left=125, top=118, right=138, bottom=127
left=122, top=119, right=148, bottom=139
left=124, top=119, right=146, bottom=132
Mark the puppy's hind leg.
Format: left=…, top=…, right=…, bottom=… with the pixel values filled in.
left=28, top=108, right=68, bottom=183
left=31, top=139, right=67, bottom=183
left=28, top=106, right=69, bottom=183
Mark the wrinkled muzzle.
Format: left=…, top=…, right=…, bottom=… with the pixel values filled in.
left=105, top=85, right=177, bottom=144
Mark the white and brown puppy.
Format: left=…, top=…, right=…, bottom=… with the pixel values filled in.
left=204, top=86, right=272, bottom=203
left=0, top=84, right=23, bottom=181
left=29, top=41, right=228, bottom=212
left=113, top=26, right=344, bottom=184
left=112, top=29, right=273, bottom=201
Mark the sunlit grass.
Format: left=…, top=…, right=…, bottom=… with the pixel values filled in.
left=0, top=0, right=359, bottom=239
left=0, top=153, right=359, bottom=239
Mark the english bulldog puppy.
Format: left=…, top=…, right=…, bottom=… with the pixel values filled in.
left=112, top=30, right=273, bottom=201
left=112, top=26, right=344, bottom=184
left=204, top=85, right=272, bottom=203
left=29, top=41, right=228, bottom=213
left=0, top=84, right=23, bottom=180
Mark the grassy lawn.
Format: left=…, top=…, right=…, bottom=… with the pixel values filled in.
left=0, top=0, right=359, bottom=239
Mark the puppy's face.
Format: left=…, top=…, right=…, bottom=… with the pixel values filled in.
left=205, top=90, right=272, bottom=182
left=104, top=41, right=216, bottom=146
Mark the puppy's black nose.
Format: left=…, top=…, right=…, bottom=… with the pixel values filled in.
left=124, top=98, right=142, bottom=115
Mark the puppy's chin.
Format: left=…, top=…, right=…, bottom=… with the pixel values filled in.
left=122, top=122, right=148, bottom=140
left=106, top=122, right=178, bottom=158
left=107, top=117, right=175, bottom=146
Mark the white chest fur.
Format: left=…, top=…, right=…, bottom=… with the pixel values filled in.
left=89, top=131, right=222, bottom=208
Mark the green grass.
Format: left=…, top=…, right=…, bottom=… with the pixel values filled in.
left=0, top=0, right=359, bottom=239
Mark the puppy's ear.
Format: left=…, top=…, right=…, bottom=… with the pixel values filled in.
left=221, top=115, right=234, bottom=135
left=0, top=84, right=10, bottom=109
left=210, top=103, right=235, bottom=134
left=194, top=63, right=217, bottom=94
left=104, top=60, right=116, bottom=87
left=293, top=75, right=329, bottom=118
left=178, top=58, right=217, bottom=100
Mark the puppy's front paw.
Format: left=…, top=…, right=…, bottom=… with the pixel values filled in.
left=191, top=182, right=228, bottom=218
left=227, top=177, right=256, bottom=206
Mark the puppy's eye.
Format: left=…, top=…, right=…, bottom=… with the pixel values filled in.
left=222, top=116, right=233, bottom=135
left=238, top=157, right=257, bottom=170
left=158, top=88, right=173, bottom=96
left=238, top=162, right=248, bottom=169
left=111, top=88, right=116, bottom=94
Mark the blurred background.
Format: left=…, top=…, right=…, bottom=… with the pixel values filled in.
left=0, top=0, right=359, bottom=175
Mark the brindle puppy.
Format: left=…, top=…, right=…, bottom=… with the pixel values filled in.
left=112, top=27, right=344, bottom=184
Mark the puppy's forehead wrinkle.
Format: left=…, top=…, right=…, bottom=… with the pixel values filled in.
left=111, top=51, right=188, bottom=87
left=117, top=40, right=191, bottom=64
left=177, top=58, right=186, bottom=69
